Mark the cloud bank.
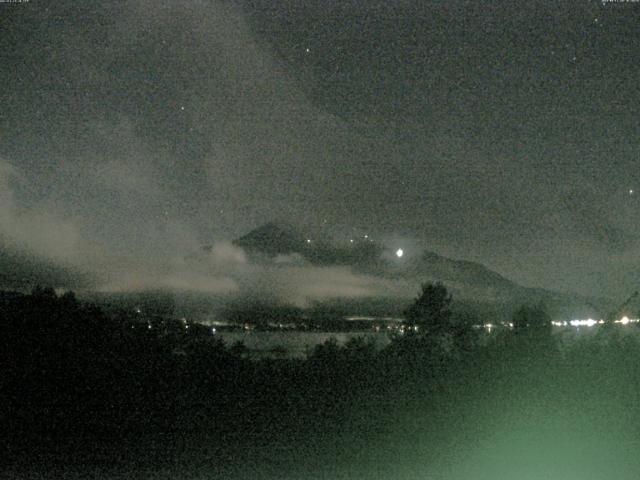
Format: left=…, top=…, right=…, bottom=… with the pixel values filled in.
left=0, top=159, right=402, bottom=305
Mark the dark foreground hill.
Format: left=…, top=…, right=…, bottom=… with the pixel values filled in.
left=3, top=290, right=640, bottom=480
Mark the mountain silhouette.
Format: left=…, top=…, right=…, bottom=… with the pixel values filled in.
left=233, top=221, right=309, bottom=257
left=229, top=222, right=611, bottom=319
left=233, top=221, right=382, bottom=265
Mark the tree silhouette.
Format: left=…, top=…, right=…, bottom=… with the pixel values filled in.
left=404, top=282, right=452, bottom=335
left=31, top=285, right=57, bottom=301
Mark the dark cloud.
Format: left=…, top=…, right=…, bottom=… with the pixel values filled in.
left=1, top=0, right=639, bottom=298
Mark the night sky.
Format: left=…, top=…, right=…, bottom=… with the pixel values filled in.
left=1, top=0, right=639, bottom=297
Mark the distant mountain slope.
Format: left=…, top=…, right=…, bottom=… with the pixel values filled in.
left=384, top=250, right=608, bottom=319
left=398, top=250, right=517, bottom=290
left=233, top=221, right=309, bottom=257
left=0, top=247, right=88, bottom=291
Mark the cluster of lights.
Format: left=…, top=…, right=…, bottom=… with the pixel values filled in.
left=615, top=316, right=639, bottom=325
left=476, top=322, right=513, bottom=330
left=345, top=316, right=404, bottom=322
left=395, top=325, right=419, bottom=333
left=348, top=234, right=373, bottom=244
left=306, top=233, right=377, bottom=247
left=550, top=316, right=640, bottom=328
left=369, top=323, right=419, bottom=334
left=551, top=319, right=603, bottom=327
left=476, top=317, right=640, bottom=331
left=130, top=316, right=225, bottom=336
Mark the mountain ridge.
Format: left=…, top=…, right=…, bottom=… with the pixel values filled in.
left=230, top=222, right=613, bottom=319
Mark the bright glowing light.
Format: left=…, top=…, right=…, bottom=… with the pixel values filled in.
left=306, top=238, right=311, bottom=243
left=396, top=248, right=404, bottom=258
left=569, top=319, right=598, bottom=327
left=614, top=317, right=639, bottom=325
left=630, top=189, right=634, bottom=195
